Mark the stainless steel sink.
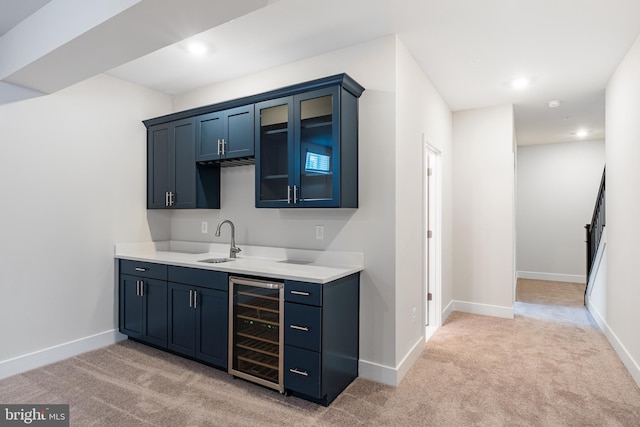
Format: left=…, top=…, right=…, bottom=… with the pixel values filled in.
left=198, top=257, right=235, bottom=264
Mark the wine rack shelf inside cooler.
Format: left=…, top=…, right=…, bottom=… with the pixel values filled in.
left=229, top=277, right=284, bottom=392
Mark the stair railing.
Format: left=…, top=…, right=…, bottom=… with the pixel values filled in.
left=585, top=167, right=606, bottom=290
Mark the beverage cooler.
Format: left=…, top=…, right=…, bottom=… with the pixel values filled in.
left=228, top=276, right=284, bottom=392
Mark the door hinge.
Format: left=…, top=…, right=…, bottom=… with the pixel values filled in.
left=427, top=168, right=433, bottom=176
left=427, top=293, right=433, bottom=301
left=427, top=230, right=433, bottom=239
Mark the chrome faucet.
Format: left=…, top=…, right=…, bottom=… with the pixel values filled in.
left=215, top=219, right=241, bottom=258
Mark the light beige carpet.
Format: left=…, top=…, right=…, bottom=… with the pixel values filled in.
left=2, top=279, right=639, bottom=426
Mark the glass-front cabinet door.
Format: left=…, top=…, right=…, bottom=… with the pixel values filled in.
left=255, top=97, right=294, bottom=207
left=294, top=87, right=340, bottom=207
left=255, top=87, right=342, bottom=208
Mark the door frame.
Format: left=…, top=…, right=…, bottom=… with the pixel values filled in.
left=423, top=139, right=442, bottom=340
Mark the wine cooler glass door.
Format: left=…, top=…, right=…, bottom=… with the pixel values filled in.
left=228, top=276, right=284, bottom=392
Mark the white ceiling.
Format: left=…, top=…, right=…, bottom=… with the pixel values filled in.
left=2, top=0, right=640, bottom=146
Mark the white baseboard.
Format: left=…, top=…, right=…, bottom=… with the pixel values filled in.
left=396, top=337, right=425, bottom=385
left=442, top=299, right=455, bottom=322
left=517, top=271, right=586, bottom=284
left=452, top=300, right=514, bottom=319
left=0, top=329, right=127, bottom=380
left=358, top=358, right=398, bottom=386
left=587, top=300, right=640, bottom=388
left=359, top=336, right=426, bottom=387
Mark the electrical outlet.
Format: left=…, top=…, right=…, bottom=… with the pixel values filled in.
left=201, top=221, right=208, bottom=234
left=412, top=307, right=417, bottom=322
left=315, top=225, right=324, bottom=240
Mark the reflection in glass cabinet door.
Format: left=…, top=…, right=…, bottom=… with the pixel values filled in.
left=258, top=102, right=291, bottom=203
left=298, top=94, right=334, bottom=203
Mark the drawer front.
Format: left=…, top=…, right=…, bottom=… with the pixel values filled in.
left=285, top=303, right=321, bottom=352
left=284, top=345, right=321, bottom=398
left=167, top=265, right=228, bottom=291
left=120, top=259, right=167, bottom=280
left=284, top=280, right=322, bottom=306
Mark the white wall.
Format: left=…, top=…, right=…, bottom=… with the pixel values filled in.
left=171, top=36, right=401, bottom=379
left=0, top=74, right=171, bottom=371
left=516, top=140, right=605, bottom=283
left=394, top=39, right=452, bottom=377
left=452, top=105, right=515, bottom=318
left=603, top=32, right=640, bottom=385
left=170, top=36, right=453, bottom=384
left=0, top=35, right=453, bottom=386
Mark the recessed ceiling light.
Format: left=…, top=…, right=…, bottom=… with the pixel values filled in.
left=574, top=129, right=590, bottom=138
left=186, top=42, right=207, bottom=55
left=548, top=100, right=562, bottom=108
left=510, top=78, right=530, bottom=89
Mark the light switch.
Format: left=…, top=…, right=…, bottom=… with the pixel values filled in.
left=315, top=225, right=324, bottom=240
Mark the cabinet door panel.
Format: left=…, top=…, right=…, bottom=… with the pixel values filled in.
left=196, top=112, right=224, bottom=162
left=142, top=278, right=168, bottom=348
left=255, top=97, right=294, bottom=207
left=295, top=87, right=340, bottom=207
left=147, top=125, right=171, bottom=209
left=224, top=105, right=254, bottom=158
left=172, top=118, right=196, bottom=208
left=119, top=275, right=143, bottom=338
left=196, top=288, right=228, bottom=368
left=168, top=283, right=196, bottom=356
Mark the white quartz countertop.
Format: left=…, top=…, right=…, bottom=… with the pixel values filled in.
left=114, top=241, right=364, bottom=284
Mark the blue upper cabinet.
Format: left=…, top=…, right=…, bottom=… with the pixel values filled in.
left=195, top=105, right=254, bottom=163
left=143, top=74, right=363, bottom=210
left=255, top=81, right=361, bottom=208
left=147, top=118, right=220, bottom=209
left=147, top=118, right=197, bottom=209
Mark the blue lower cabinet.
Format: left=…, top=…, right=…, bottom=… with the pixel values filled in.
left=119, top=259, right=360, bottom=406
left=284, top=346, right=321, bottom=398
left=283, top=273, right=360, bottom=406
left=195, top=287, right=228, bottom=368
left=119, top=274, right=167, bottom=348
left=167, top=283, right=197, bottom=355
left=119, top=262, right=228, bottom=370
left=167, top=281, right=228, bottom=369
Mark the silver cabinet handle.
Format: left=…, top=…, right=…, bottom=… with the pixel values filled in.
left=287, top=185, right=291, bottom=204
left=189, top=290, right=193, bottom=308
left=289, top=368, right=308, bottom=377
left=136, top=280, right=140, bottom=296
left=290, top=290, right=310, bottom=296
left=135, top=267, right=146, bottom=272
left=217, top=139, right=221, bottom=155
left=165, top=191, right=169, bottom=207
left=293, top=185, right=298, bottom=204
left=290, top=325, right=309, bottom=332
left=194, top=291, right=198, bottom=309
left=139, top=281, right=144, bottom=297
left=221, top=139, right=226, bottom=156
left=169, top=192, right=175, bottom=206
